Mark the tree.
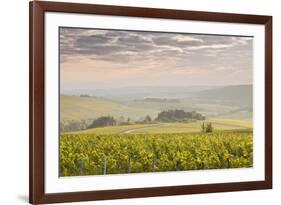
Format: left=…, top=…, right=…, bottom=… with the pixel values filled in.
left=144, top=115, right=152, bottom=123
left=206, top=122, right=214, bottom=133
left=201, top=122, right=205, bottom=133
left=201, top=122, right=214, bottom=133
left=119, top=116, right=125, bottom=123
left=88, top=116, right=116, bottom=128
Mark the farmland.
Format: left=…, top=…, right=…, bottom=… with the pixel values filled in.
left=60, top=85, right=253, bottom=123
left=60, top=130, right=253, bottom=176
left=59, top=85, right=253, bottom=176
left=59, top=27, right=254, bottom=178
left=68, top=118, right=252, bottom=135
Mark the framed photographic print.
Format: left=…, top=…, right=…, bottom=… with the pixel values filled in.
left=29, top=1, right=272, bottom=204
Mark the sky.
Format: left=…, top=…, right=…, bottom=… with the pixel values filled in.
left=60, top=27, right=253, bottom=91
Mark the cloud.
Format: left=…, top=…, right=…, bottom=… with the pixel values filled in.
left=60, top=28, right=252, bottom=67
left=60, top=27, right=253, bottom=87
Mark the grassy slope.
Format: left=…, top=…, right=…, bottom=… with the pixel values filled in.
left=73, top=124, right=157, bottom=135
left=60, top=95, right=158, bottom=121
left=68, top=118, right=252, bottom=135
left=61, top=95, right=252, bottom=122
left=196, top=84, right=252, bottom=105
left=209, top=118, right=252, bottom=128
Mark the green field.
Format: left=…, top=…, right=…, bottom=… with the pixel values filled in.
left=60, top=130, right=253, bottom=176
left=60, top=95, right=159, bottom=121
left=61, top=118, right=253, bottom=176
left=60, top=86, right=253, bottom=176
left=68, top=118, right=252, bottom=135
left=60, top=95, right=252, bottom=122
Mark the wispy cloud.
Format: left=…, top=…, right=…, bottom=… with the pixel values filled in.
left=60, top=28, right=253, bottom=89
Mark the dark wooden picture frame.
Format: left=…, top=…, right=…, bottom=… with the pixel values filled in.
left=29, top=1, right=272, bottom=204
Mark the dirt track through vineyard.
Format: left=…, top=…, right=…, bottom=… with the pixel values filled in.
left=119, top=123, right=166, bottom=134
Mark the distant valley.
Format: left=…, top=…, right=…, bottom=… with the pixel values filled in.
left=61, top=84, right=252, bottom=123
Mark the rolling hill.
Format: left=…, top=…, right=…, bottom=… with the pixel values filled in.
left=60, top=95, right=159, bottom=121
left=61, top=84, right=253, bottom=122
left=196, top=84, right=252, bottom=108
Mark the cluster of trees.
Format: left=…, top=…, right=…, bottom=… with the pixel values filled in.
left=80, top=94, right=90, bottom=98
left=88, top=116, right=116, bottom=128
left=60, top=120, right=91, bottom=132
left=60, top=116, right=135, bottom=132
left=143, top=98, right=180, bottom=103
left=156, top=110, right=205, bottom=122
left=60, top=110, right=206, bottom=132
left=84, top=110, right=205, bottom=129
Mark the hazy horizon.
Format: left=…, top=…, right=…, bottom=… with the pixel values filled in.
left=61, top=83, right=252, bottom=94
left=60, top=28, right=253, bottom=91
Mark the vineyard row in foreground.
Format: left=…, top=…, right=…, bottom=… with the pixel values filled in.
left=60, top=130, right=253, bottom=176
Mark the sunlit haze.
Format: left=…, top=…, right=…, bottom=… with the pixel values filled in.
left=60, top=27, right=253, bottom=91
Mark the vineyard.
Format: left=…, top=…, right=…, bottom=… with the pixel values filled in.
left=60, top=130, right=253, bottom=176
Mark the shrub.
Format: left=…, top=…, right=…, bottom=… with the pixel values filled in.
left=201, top=122, right=214, bottom=133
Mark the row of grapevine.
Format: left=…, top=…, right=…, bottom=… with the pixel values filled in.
left=59, top=130, right=253, bottom=176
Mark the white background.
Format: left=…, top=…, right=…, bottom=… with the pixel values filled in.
left=0, top=0, right=279, bottom=204
left=45, top=12, right=265, bottom=193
